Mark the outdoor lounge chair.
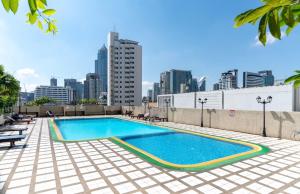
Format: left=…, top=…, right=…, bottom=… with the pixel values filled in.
left=46, top=110, right=55, bottom=117
left=5, top=116, right=32, bottom=125
left=0, top=134, right=26, bottom=147
left=0, top=126, right=28, bottom=135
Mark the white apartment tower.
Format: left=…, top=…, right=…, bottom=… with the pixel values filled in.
left=107, top=32, right=142, bottom=106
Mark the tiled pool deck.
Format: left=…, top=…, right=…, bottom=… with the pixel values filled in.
left=1, top=117, right=300, bottom=194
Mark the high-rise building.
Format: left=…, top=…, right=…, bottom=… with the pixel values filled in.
left=50, top=77, right=57, bottom=87
left=198, top=77, right=206, bottom=91
left=219, top=69, right=238, bottom=90
left=152, top=82, right=160, bottom=102
left=160, top=69, right=193, bottom=94
left=84, top=73, right=100, bottom=100
left=258, top=70, right=274, bottom=86
left=107, top=32, right=142, bottom=106
left=191, top=78, right=199, bottom=92
left=64, top=79, right=84, bottom=102
left=160, top=71, right=171, bottom=95
left=20, top=92, right=34, bottom=105
left=95, top=44, right=108, bottom=93
left=213, top=83, right=220, bottom=91
left=34, top=86, right=73, bottom=104
left=243, top=72, right=264, bottom=88
left=147, top=89, right=153, bottom=102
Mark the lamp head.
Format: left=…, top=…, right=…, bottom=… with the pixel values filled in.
left=256, top=96, right=262, bottom=103
left=267, top=96, right=272, bottom=103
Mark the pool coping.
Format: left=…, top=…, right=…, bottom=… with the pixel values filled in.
left=49, top=117, right=270, bottom=171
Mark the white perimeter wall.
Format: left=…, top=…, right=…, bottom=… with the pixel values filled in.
left=158, top=85, right=297, bottom=112
left=223, top=85, right=294, bottom=111
left=196, top=91, right=223, bottom=109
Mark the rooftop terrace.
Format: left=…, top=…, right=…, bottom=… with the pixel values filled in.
left=1, top=116, right=300, bottom=194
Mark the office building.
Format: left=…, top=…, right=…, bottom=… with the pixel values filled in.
left=160, top=69, right=193, bottom=94
left=152, top=82, right=160, bottom=102
left=95, top=44, right=108, bottom=93
left=213, top=83, right=220, bottom=91
left=198, top=77, right=206, bottom=91
left=147, top=89, right=153, bottom=102
left=50, top=77, right=57, bottom=87
left=107, top=32, right=142, bottom=106
left=218, top=69, right=238, bottom=90
left=64, top=79, right=84, bottom=102
left=258, top=70, right=274, bottom=86
left=160, top=71, right=171, bottom=95
left=34, top=86, right=73, bottom=104
left=84, top=73, right=100, bottom=100
left=243, top=72, right=264, bottom=88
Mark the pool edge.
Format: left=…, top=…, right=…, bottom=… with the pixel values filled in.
left=110, top=133, right=270, bottom=172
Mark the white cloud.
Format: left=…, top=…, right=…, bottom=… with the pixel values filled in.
left=254, top=31, right=286, bottom=46
left=142, top=81, right=154, bottom=96
left=16, top=68, right=39, bottom=80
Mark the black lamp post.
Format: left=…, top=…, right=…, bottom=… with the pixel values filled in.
left=198, top=98, right=207, bottom=127
left=164, top=98, right=170, bottom=121
left=256, top=96, right=272, bottom=137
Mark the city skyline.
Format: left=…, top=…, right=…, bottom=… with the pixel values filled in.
left=2, top=0, right=300, bottom=96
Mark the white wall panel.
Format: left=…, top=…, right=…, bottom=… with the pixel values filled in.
left=223, top=85, right=294, bottom=111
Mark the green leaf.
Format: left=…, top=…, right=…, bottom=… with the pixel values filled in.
left=282, top=6, right=295, bottom=27
left=294, top=80, right=300, bottom=88
left=284, top=74, right=300, bottom=83
left=42, top=9, right=56, bottom=16
left=9, top=0, right=19, bottom=14
left=258, top=14, right=268, bottom=46
left=36, top=0, right=46, bottom=9
left=1, top=0, right=10, bottom=12
left=28, top=13, right=37, bottom=24
left=37, top=20, right=43, bottom=30
left=28, top=0, right=37, bottom=14
left=268, top=9, right=281, bottom=39
left=234, top=5, right=272, bottom=28
left=39, top=0, right=46, bottom=5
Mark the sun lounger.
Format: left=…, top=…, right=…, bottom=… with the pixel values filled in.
left=5, top=116, right=32, bottom=125
left=46, top=110, right=55, bottom=117
left=0, top=126, right=28, bottom=135
left=0, top=134, right=26, bottom=147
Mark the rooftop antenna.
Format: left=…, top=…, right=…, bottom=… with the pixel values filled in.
left=113, top=25, right=116, bottom=32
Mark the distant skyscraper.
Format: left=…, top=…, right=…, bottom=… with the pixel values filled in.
left=152, top=82, right=160, bottom=102
left=84, top=73, right=100, bottom=100
left=50, top=78, right=57, bottom=87
left=64, top=79, right=84, bottom=102
left=219, top=69, right=238, bottom=90
left=213, top=83, right=220, bottom=91
left=160, top=69, right=193, bottom=94
left=160, top=71, right=171, bottom=95
left=243, top=72, right=264, bottom=88
left=198, top=77, right=206, bottom=91
left=95, top=44, right=108, bottom=93
left=258, top=70, right=274, bottom=86
left=191, top=78, right=199, bottom=92
left=107, top=32, right=142, bottom=106
left=147, top=89, right=153, bottom=102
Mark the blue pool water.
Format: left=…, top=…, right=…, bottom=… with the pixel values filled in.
left=121, top=132, right=252, bottom=165
left=55, top=118, right=171, bottom=140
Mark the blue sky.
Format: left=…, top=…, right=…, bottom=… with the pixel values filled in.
left=1, top=0, right=300, bottom=95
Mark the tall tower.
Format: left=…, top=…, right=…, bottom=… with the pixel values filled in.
left=107, top=32, right=142, bottom=106
left=95, top=45, right=108, bottom=93
left=50, top=77, right=57, bottom=87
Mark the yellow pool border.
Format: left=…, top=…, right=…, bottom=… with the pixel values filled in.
left=49, top=117, right=270, bottom=171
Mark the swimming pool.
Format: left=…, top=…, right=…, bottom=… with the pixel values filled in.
left=50, top=117, right=269, bottom=171
left=53, top=118, right=171, bottom=140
